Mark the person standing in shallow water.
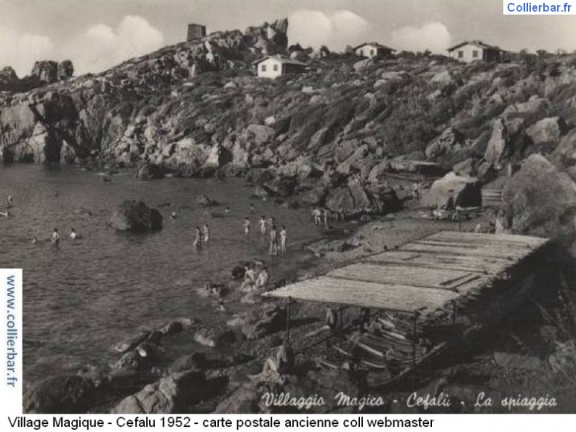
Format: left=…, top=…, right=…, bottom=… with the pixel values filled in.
left=243, top=217, right=251, bottom=237
left=51, top=229, right=60, bottom=247
left=193, top=226, right=202, bottom=251
left=258, top=216, right=267, bottom=237
left=322, top=208, right=329, bottom=229
left=279, top=225, right=287, bottom=253
left=69, top=228, right=78, bottom=240
left=269, top=224, right=278, bottom=255
left=202, top=224, right=210, bottom=243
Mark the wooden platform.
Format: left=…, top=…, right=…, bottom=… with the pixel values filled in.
left=264, top=231, right=549, bottom=314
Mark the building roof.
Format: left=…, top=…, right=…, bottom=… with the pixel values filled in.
left=251, top=55, right=307, bottom=67
left=447, top=40, right=503, bottom=52
left=264, top=231, right=548, bottom=314
left=354, top=42, right=396, bottom=52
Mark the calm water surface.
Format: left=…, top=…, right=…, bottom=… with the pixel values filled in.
left=0, top=165, right=320, bottom=386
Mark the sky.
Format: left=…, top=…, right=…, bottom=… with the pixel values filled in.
left=0, top=0, right=575, bottom=77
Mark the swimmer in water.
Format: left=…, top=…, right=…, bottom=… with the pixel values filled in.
left=243, top=217, right=251, bottom=237
left=225, top=206, right=231, bottom=214
left=31, top=237, right=38, bottom=244
left=170, top=212, right=177, bottom=220
left=0, top=211, right=10, bottom=217
left=51, top=229, right=60, bottom=247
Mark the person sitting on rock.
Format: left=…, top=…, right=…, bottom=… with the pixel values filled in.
left=250, top=340, right=293, bottom=382
left=241, top=264, right=257, bottom=291
left=255, top=267, right=269, bottom=290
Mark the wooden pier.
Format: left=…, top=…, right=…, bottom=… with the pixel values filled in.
left=264, top=231, right=550, bottom=379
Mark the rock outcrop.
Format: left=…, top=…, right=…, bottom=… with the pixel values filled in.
left=110, top=200, right=163, bottom=232
left=23, top=376, right=97, bottom=414
left=111, top=370, right=206, bottom=414
left=502, top=154, right=576, bottom=246
left=422, top=172, right=482, bottom=209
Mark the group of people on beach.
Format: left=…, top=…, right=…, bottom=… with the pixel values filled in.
left=240, top=262, right=270, bottom=292
left=244, top=215, right=288, bottom=255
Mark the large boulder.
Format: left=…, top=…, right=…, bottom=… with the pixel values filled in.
left=525, top=117, right=567, bottom=147
left=110, top=200, right=163, bottom=232
left=425, top=128, right=465, bottom=160
left=111, top=370, right=206, bottom=414
left=0, top=66, right=19, bottom=91
left=31, top=61, right=58, bottom=84
left=484, top=118, right=509, bottom=169
left=551, top=127, right=576, bottom=172
left=57, top=60, right=74, bottom=81
left=23, top=376, right=96, bottom=414
left=422, top=172, right=482, bottom=209
left=136, top=162, right=164, bottom=180
left=245, top=124, right=275, bottom=146
left=233, top=304, right=286, bottom=340
left=502, top=154, right=576, bottom=245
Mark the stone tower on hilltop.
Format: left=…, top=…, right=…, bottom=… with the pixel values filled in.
left=187, top=23, right=207, bottom=41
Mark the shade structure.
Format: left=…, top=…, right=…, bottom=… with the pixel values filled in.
left=264, top=231, right=549, bottom=314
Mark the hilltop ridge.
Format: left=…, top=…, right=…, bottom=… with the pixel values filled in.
left=1, top=18, right=576, bottom=240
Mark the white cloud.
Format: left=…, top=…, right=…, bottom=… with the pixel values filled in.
left=0, top=15, right=164, bottom=77
left=67, top=15, right=164, bottom=74
left=0, top=26, right=54, bottom=76
left=288, top=9, right=369, bottom=51
left=391, top=22, right=452, bottom=54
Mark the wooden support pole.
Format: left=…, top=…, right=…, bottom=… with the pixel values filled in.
left=412, top=312, right=419, bottom=366
left=286, top=296, right=292, bottom=344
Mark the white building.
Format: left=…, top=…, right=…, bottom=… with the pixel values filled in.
left=354, top=42, right=395, bottom=59
left=447, top=40, right=504, bottom=63
left=253, top=55, right=306, bottom=79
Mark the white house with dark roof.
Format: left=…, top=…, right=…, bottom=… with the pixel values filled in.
left=447, top=40, right=504, bottom=63
left=354, top=42, right=396, bottom=59
left=252, top=55, right=307, bottom=79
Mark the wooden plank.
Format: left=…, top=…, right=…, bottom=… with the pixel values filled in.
left=328, top=263, right=490, bottom=292
left=365, top=250, right=510, bottom=275
left=264, top=276, right=460, bottom=313
left=428, top=231, right=547, bottom=247
left=401, top=243, right=531, bottom=260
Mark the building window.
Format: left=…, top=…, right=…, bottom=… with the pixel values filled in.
left=371, top=49, right=375, bottom=56
left=261, top=65, right=266, bottom=72
left=273, top=64, right=279, bottom=71
left=473, top=50, right=479, bottom=58
left=458, top=50, right=464, bottom=59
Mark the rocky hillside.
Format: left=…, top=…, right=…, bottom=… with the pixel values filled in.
left=1, top=18, right=576, bottom=234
